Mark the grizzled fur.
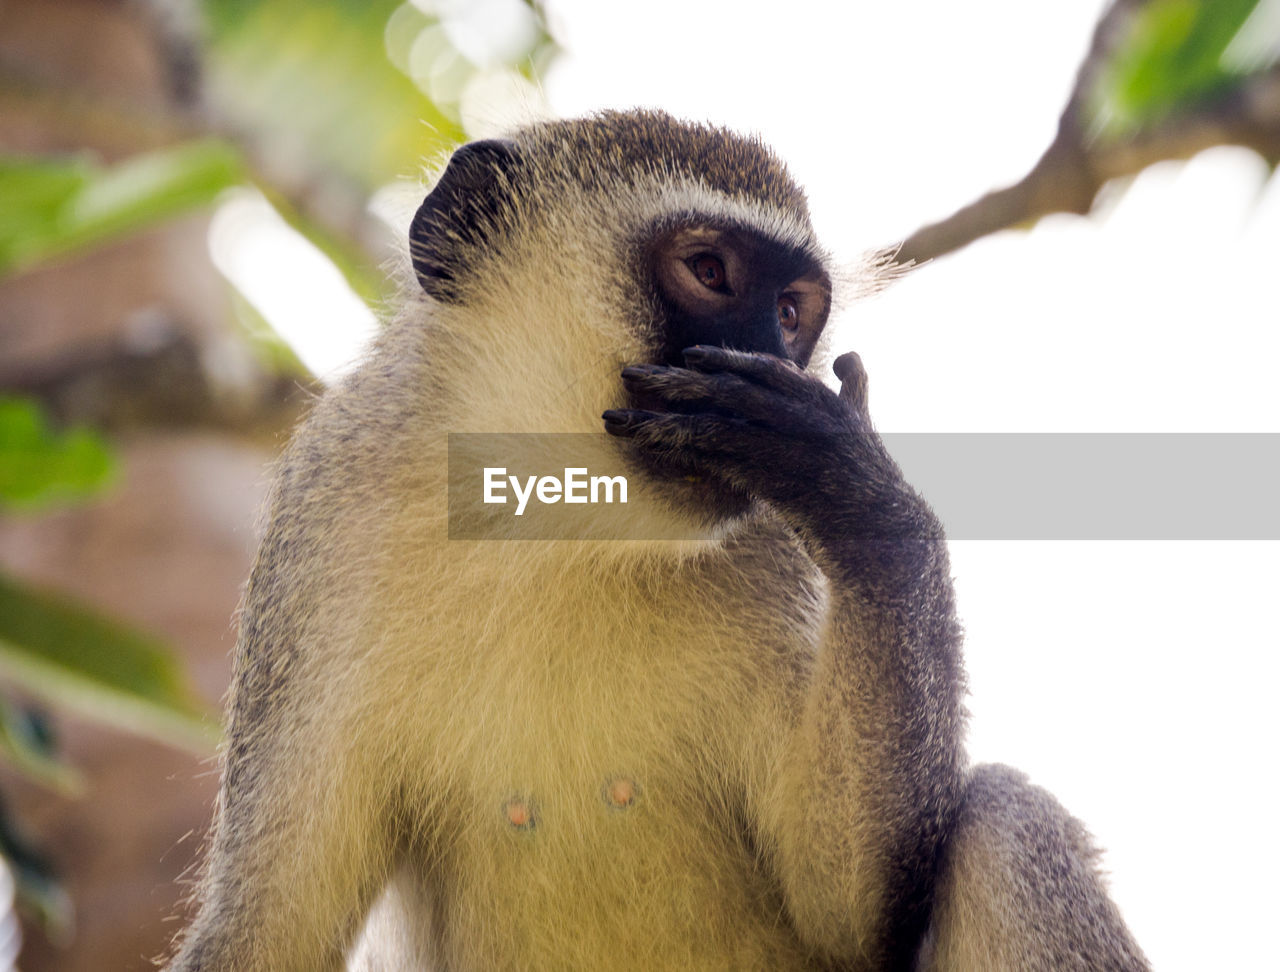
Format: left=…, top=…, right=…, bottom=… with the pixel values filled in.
left=167, top=109, right=1148, bottom=971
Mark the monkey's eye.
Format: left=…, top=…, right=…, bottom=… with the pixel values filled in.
left=687, top=253, right=728, bottom=292
left=777, top=295, right=799, bottom=332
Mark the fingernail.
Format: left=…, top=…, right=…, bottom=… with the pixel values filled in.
left=602, top=410, right=637, bottom=436
left=621, top=365, right=661, bottom=379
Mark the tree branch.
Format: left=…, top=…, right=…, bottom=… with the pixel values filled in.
left=0, top=325, right=311, bottom=441
left=893, top=2, right=1280, bottom=266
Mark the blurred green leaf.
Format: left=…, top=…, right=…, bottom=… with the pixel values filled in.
left=0, top=140, right=244, bottom=276
left=0, top=699, right=83, bottom=795
left=205, top=0, right=465, bottom=191
left=0, top=398, right=115, bottom=513
left=69, top=139, right=243, bottom=236
left=1096, top=0, right=1264, bottom=134
left=0, top=573, right=217, bottom=753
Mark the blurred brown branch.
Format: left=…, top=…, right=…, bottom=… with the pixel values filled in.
left=0, top=324, right=310, bottom=441
left=894, top=0, right=1280, bottom=266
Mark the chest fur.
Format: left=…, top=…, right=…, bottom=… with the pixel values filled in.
left=354, top=537, right=828, bottom=967
left=422, top=559, right=772, bottom=799
left=414, top=562, right=817, bottom=966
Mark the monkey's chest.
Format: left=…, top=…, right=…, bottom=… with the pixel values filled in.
left=417, top=624, right=814, bottom=968
left=438, top=633, right=734, bottom=849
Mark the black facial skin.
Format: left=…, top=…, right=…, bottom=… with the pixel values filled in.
left=645, top=223, right=830, bottom=368
left=605, top=223, right=844, bottom=522
left=604, top=224, right=943, bottom=580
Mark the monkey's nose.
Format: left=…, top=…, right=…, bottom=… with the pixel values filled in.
left=660, top=309, right=789, bottom=366
left=733, top=315, right=788, bottom=360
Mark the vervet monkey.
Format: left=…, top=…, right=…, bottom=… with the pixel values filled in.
left=168, top=110, right=1149, bottom=970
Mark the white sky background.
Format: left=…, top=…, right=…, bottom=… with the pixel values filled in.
left=210, top=1, right=1279, bottom=967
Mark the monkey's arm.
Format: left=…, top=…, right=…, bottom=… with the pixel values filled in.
left=923, top=764, right=1151, bottom=971
left=168, top=488, right=394, bottom=971
left=606, top=348, right=965, bottom=968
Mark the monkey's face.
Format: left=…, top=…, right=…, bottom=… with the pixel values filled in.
left=409, top=115, right=837, bottom=530
left=613, top=220, right=832, bottom=521
left=646, top=222, right=830, bottom=369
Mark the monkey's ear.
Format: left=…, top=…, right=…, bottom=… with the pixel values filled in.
left=410, top=139, right=520, bottom=301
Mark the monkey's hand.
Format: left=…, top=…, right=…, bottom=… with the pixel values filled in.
left=604, top=346, right=940, bottom=583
